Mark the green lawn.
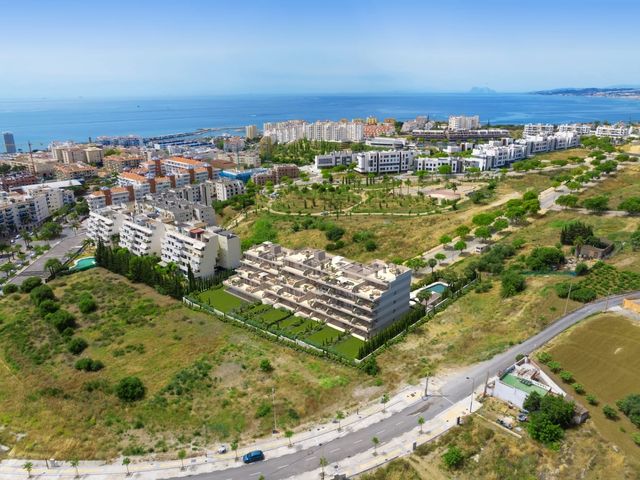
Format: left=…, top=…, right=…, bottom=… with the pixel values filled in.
left=198, top=288, right=247, bottom=313
left=258, top=307, right=291, bottom=324
left=332, top=335, right=366, bottom=359
left=304, top=325, right=342, bottom=345
left=278, top=316, right=319, bottom=336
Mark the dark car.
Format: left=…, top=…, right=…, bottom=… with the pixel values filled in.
left=242, top=450, right=265, bottom=464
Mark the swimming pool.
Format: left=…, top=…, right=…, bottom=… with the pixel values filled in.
left=72, top=256, right=97, bottom=271
left=424, top=282, right=448, bottom=294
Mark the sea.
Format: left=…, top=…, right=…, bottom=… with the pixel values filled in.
left=1, top=93, right=640, bottom=151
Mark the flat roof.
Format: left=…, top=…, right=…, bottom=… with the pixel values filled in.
left=500, top=373, right=549, bottom=397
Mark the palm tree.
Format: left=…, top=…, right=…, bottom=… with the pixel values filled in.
left=20, top=231, right=32, bottom=248
left=372, top=436, right=380, bottom=454
left=381, top=393, right=389, bottom=413
left=418, top=416, right=425, bottom=433
left=70, top=459, right=80, bottom=478
left=0, top=262, right=15, bottom=278
left=23, top=462, right=33, bottom=478
left=122, top=457, right=131, bottom=476
left=45, top=258, right=63, bottom=277
left=336, top=411, right=345, bottom=431
left=319, top=457, right=328, bottom=480
left=574, top=235, right=585, bottom=259
left=178, top=449, right=186, bottom=470
left=285, top=429, right=294, bottom=447
left=428, top=258, right=437, bottom=273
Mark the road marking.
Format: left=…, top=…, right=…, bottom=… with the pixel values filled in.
left=354, top=439, right=363, bottom=444
left=249, top=473, right=262, bottom=477
left=395, top=421, right=404, bottom=426
left=329, top=448, right=340, bottom=453
left=277, top=464, right=289, bottom=470
left=375, top=429, right=385, bottom=434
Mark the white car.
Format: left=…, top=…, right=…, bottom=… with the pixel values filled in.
left=217, top=445, right=227, bottom=454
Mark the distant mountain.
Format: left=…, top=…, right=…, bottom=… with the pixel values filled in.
left=533, top=87, right=640, bottom=99
left=469, top=86, right=496, bottom=94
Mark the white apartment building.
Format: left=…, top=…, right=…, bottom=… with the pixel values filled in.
left=595, top=125, right=633, bottom=138
left=224, top=242, right=412, bottom=339
left=471, top=140, right=528, bottom=169
left=263, top=120, right=364, bottom=144
left=520, top=132, right=579, bottom=155
left=0, top=186, right=75, bottom=232
left=215, top=179, right=245, bottom=201
left=523, top=123, right=555, bottom=136
left=449, top=115, right=480, bottom=130
left=365, top=137, right=406, bottom=149
left=415, top=156, right=462, bottom=174
left=87, top=206, right=127, bottom=245
left=314, top=150, right=354, bottom=169
left=558, top=123, right=593, bottom=135
left=161, top=224, right=241, bottom=277
left=354, top=150, right=416, bottom=174
left=120, top=214, right=166, bottom=257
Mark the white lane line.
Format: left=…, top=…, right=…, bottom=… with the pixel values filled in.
left=395, top=420, right=404, bottom=426
left=354, top=439, right=363, bottom=444
left=250, top=473, right=262, bottom=477
left=329, top=448, right=340, bottom=453
left=375, top=429, right=385, bottom=434
left=277, top=464, right=289, bottom=470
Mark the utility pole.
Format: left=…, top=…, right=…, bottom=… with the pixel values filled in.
left=424, top=376, right=429, bottom=398
left=563, top=282, right=573, bottom=315
left=466, top=376, right=475, bottom=413
left=604, top=288, right=611, bottom=312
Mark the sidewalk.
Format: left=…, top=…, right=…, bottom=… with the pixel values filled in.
left=288, top=392, right=482, bottom=480
left=0, top=379, right=450, bottom=479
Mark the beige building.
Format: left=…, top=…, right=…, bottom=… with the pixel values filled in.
left=54, top=163, right=98, bottom=180
left=225, top=242, right=412, bottom=339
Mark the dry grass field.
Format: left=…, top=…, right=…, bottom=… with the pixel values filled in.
left=542, top=313, right=640, bottom=461
left=577, top=163, right=640, bottom=208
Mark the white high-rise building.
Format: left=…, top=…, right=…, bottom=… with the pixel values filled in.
left=448, top=115, right=480, bottom=130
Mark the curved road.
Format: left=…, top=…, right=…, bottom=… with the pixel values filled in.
left=177, top=291, right=638, bottom=480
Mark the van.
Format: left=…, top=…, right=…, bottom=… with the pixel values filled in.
left=242, top=450, right=265, bottom=464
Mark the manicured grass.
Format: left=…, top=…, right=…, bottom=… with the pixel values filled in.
left=304, top=325, right=342, bottom=346
left=257, top=307, right=291, bottom=324
left=277, top=315, right=318, bottom=336
left=542, top=314, right=640, bottom=461
left=198, top=287, right=246, bottom=312
left=333, top=335, right=366, bottom=359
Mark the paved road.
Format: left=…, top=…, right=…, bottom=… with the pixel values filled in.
left=175, top=291, right=638, bottom=480
left=8, top=229, right=87, bottom=286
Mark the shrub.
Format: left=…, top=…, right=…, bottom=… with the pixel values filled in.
left=74, top=357, right=105, bottom=372
left=586, top=394, right=598, bottom=406
left=442, top=446, right=464, bottom=469
left=548, top=361, right=562, bottom=373
left=325, top=226, right=345, bottom=242
left=575, top=262, right=589, bottom=276
left=38, top=299, right=60, bottom=315
left=29, top=284, right=55, bottom=305
left=3, top=283, right=18, bottom=294
left=527, top=413, right=564, bottom=445
left=525, top=247, right=566, bottom=272
left=255, top=402, right=272, bottom=418
left=364, top=240, right=378, bottom=252
left=572, top=383, right=585, bottom=394
left=361, top=357, right=380, bottom=376
left=501, top=270, right=526, bottom=298
left=632, top=433, right=640, bottom=446
left=259, top=359, right=274, bottom=373
left=602, top=405, right=618, bottom=420
left=570, top=287, right=597, bottom=303
left=68, top=337, right=89, bottom=355
left=20, top=276, right=42, bottom=293
left=78, top=297, right=98, bottom=314
left=46, top=309, right=76, bottom=333
left=559, top=371, right=574, bottom=383
left=536, top=352, right=553, bottom=365
left=616, top=393, right=640, bottom=428
left=116, top=376, right=146, bottom=402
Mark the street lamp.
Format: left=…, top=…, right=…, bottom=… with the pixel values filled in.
left=465, top=376, right=475, bottom=413
left=424, top=376, right=429, bottom=398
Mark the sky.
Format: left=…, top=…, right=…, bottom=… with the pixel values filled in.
left=1, top=0, right=639, bottom=98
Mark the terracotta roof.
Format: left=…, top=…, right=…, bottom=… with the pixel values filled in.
left=167, top=156, right=206, bottom=166
left=119, top=172, right=148, bottom=182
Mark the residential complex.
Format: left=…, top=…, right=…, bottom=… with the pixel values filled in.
left=314, top=149, right=416, bottom=173
left=0, top=184, right=75, bottom=231
left=252, top=164, right=300, bottom=186
left=263, top=120, right=364, bottom=144
left=54, top=163, right=98, bottom=180
left=225, top=242, right=412, bottom=339
left=87, top=194, right=241, bottom=278
left=215, top=179, right=246, bottom=201
left=523, top=123, right=555, bottom=136
left=103, top=154, right=143, bottom=173
left=245, top=125, right=258, bottom=140
left=448, top=115, right=480, bottom=130
left=0, top=172, right=39, bottom=191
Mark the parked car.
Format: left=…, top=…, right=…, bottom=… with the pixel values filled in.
left=517, top=413, right=528, bottom=422
left=242, top=450, right=265, bottom=464
left=217, top=445, right=227, bottom=454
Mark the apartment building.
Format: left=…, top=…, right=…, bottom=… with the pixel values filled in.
left=137, top=192, right=216, bottom=226
left=364, top=137, right=407, bottom=149
left=520, top=132, right=579, bottom=155
left=169, top=180, right=217, bottom=205
left=523, top=123, right=555, bottom=136
left=161, top=224, right=241, bottom=277
left=95, top=135, right=143, bottom=148
left=0, top=186, right=74, bottom=232
left=224, top=242, right=412, bottom=339
left=87, top=206, right=127, bottom=245
left=118, top=172, right=152, bottom=199
left=245, top=125, right=258, bottom=140
left=558, top=123, right=594, bottom=135
left=54, top=163, right=98, bottom=180
left=86, top=186, right=135, bottom=210
left=471, top=140, right=528, bottom=169
left=354, top=150, right=416, bottom=174
left=223, top=136, right=245, bottom=152
left=0, top=172, right=39, bottom=191
left=363, top=123, right=395, bottom=138
left=415, top=156, right=462, bottom=174
left=120, top=213, right=166, bottom=257
left=314, top=150, right=354, bottom=169
left=595, top=125, right=633, bottom=138
left=215, top=179, right=245, bottom=201
left=103, top=154, right=143, bottom=173
left=252, top=164, right=300, bottom=186
left=262, top=120, right=364, bottom=144
left=449, top=115, right=480, bottom=130
left=51, top=144, right=104, bottom=164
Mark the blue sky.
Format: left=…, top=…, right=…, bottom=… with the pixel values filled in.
left=1, top=0, right=639, bottom=97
